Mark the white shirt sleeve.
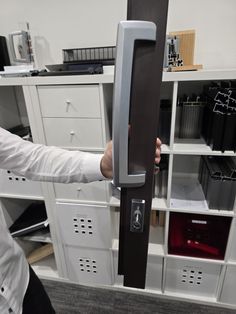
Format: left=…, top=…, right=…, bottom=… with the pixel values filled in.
left=0, top=127, right=106, bottom=183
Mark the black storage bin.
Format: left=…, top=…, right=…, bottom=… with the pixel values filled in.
left=199, top=156, right=236, bottom=211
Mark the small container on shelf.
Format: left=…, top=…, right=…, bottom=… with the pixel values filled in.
left=168, top=212, right=232, bottom=260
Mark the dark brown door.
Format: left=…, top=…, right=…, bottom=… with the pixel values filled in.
left=112, top=0, right=169, bottom=289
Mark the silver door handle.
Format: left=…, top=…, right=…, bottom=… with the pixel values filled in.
left=112, top=21, right=156, bottom=187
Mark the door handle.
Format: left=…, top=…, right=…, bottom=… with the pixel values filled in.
left=112, top=21, right=156, bottom=187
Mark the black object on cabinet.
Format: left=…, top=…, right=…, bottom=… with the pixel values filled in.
left=112, top=0, right=169, bottom=289
left=0, top=36, right=10, bottom=71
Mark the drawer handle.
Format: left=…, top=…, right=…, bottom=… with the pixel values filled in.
left=66, top=100, right=71, bottom=112
left=76, top=187, right=81, bottom=192
left=70, top=130, right=75, bottom=135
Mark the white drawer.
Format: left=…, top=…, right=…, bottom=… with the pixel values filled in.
left=43, top=118, right=104, bottom=149
left=0, top=169, right=43, bottom=198
left=54, top=181, right=108, bottom=203
left=56, top=202, right=112, bottom=249
left=38, top=85, right=101, bottom=118
left=165, top=258, right=222, bottom=298
left=65, top=246, right=114, bottom=285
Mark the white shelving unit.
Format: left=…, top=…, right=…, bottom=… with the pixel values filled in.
left=0, top=80, right=58, bottom=279
left=0, top=67, right=235, bottom=308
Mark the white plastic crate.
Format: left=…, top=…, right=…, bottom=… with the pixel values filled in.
left=65, top=246, right=114, bottom=286
left=112, top=249, right=163, bottom=291
left=0, top=169, right=43, bottom=197
left=165, top=258, right=222, bottom=299
left=53, top=181, right=108, bottom=203
left=219, top=265, right=236, bottom=305
left=56, top=202, right=112, bottom=249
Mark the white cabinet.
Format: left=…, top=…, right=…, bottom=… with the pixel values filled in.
left=36, top=83, right=109, bottom=151
left=27, top=75, right=113, bottom=280
left=0, top=69, right=235, bottom=306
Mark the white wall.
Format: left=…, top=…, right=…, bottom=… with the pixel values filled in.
left=0, top=0, right=235, bottom=70
left=167, top=0, right=236, bottom=70
left=0, top=0, right=127, bottom=68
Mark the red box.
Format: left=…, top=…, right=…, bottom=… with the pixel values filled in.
left=168, top=212, right=231, bottom=259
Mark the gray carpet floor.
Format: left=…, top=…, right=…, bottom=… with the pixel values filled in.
left=42, top=279, right=236, bottom=314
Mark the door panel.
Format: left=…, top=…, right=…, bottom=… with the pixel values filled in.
left=113, top=0, right=169, bottom=288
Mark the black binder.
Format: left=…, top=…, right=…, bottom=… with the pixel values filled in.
left=9, top=203, right=48, bottom=237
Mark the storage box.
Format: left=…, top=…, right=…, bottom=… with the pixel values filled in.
left=165, top=258, right=222, bottom=298
left=56, top=202, right=112, bottom=249
left=65, top=246, right=114, bottom=286
left=168, top=212, right=231, bottom=259
left=0, top=169, right=43, bottom=197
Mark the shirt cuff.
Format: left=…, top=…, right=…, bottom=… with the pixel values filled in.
left=82, top=153, right=107, bottom=182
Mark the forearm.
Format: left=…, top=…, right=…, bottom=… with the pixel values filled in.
left=0, top=127, right=105, bottom=183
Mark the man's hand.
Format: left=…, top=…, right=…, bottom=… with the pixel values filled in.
left=100, top=141, right=113, bottom=179
left=100, top=138, right=162, bottom=179
left=155, top=138, right=162, bottom=164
